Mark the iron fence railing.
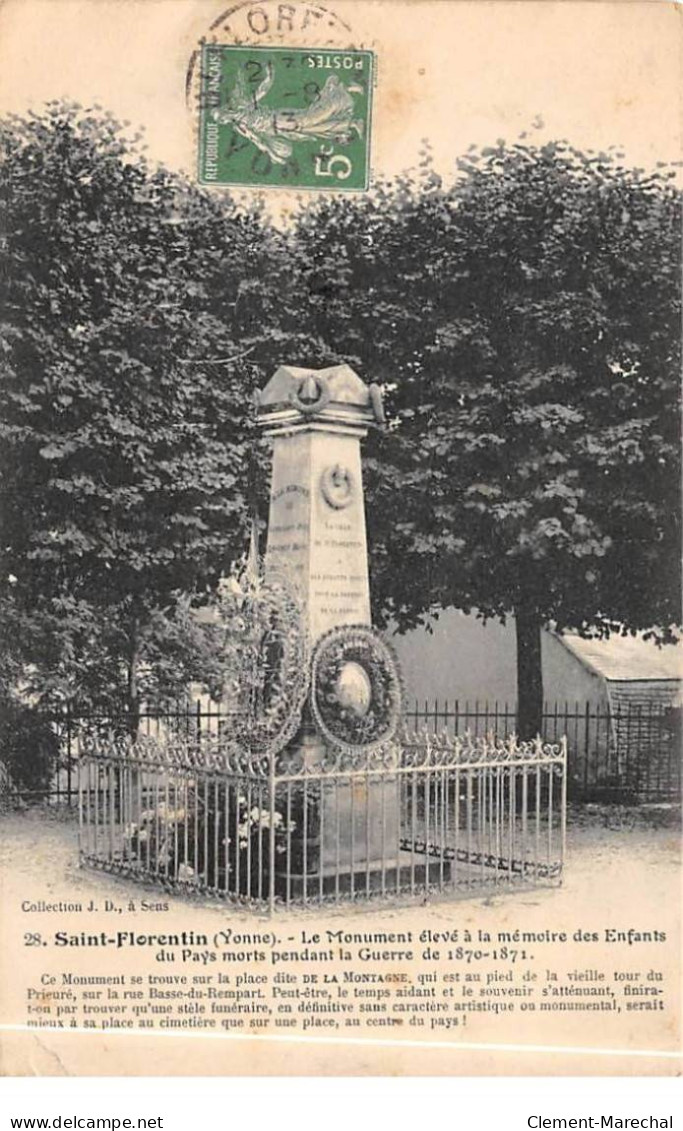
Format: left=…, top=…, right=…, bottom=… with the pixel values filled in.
left=78, top=728, right=567, bottom=912
left=12, top=698, right=680, bottom=807
left=404, top=699, right=680, bottom=803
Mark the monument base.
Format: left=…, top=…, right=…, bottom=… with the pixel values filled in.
left=280, top=857, right=453, bottom=899
left=277, top=729, right=400, bottom=879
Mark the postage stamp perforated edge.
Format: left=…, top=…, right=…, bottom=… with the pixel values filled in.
left=197, top=42, right=375, bottom=192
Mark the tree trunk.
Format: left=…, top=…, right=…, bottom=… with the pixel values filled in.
left=127, top=622, right=141, bottom=739
left=514, top=604, right=544, bottom=740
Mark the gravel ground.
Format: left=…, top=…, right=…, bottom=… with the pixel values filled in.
left=0, top=803, right=680, bottom=919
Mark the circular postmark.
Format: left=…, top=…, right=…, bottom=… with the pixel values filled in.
left=187, top=2, right=377, bottom=192
left=186, top=1, right=357, bottom=106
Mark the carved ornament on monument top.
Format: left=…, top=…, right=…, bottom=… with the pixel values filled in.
left=257, top=363, right=384, bottom=436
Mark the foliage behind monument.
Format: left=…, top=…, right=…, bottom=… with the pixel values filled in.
left=291, top=138, right=682, bottom=735
left=0, top=103, right=292, bottom=718
left=1, top=107, right=680, bottom=743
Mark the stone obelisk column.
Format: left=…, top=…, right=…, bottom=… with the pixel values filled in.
left=258, top=365, right=397, bottom=886
left=258, top=364, right=376, bottom=644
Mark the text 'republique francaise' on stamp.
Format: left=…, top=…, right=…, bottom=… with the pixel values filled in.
left=198, top=44, right=374, bottom=190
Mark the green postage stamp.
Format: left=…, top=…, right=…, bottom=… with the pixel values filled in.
left=198, top=45, right=374, bottom=191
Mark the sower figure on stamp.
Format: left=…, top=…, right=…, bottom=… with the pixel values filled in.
left=213, top=63, right=364, bottom=165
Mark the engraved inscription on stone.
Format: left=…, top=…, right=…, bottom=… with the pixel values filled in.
left=257, top=364, right=398, bottom=872
left=260, top=369, right=373, bottom=642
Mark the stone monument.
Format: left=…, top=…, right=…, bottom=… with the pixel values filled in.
left=258, top=364, right=379, bottom=641
left=258, top=364, right=401, bottom=890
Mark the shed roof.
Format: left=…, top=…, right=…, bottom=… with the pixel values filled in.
left=558, top=632, right=683, bottom=682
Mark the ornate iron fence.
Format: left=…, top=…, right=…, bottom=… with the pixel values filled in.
left=78, top=729, right=566, bottom=911
left=405, top=700, right=681, bottom=802
left=16, top=698, right=679, bottom=807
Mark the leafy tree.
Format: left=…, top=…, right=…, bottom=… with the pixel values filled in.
left=291, top=138, right=681, bottom=736
left=0, top=102, right=290, bottom=722
left=0, top=689, right=60, bottom=795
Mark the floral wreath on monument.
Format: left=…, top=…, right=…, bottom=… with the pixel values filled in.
left=214, top=550, right=309, bottom=760
left=310, top=624, right=403, bottom=754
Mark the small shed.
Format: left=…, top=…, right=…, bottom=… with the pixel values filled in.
left=552, top=632, right=683, bottom=711
left=391, top=610, right=682, bottom=710
left=391, top=611, right=681, bottom=798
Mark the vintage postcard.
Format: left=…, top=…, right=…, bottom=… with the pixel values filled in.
left=0, top=0, right=680, bottom=1078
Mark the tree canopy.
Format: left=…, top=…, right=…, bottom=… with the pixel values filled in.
left=0, top=102, right=291, bottom=714
left=291, top=139, right=682, bottom=733
left=1, top=106, right=680, bottom=737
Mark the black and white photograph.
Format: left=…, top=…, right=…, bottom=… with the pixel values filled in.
left=0, top=0, right=680, bottom=1084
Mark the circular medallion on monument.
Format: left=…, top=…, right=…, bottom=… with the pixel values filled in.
left=320, top=463, right=354, bottom=509
left=310, top=625, right=402, bottom=753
